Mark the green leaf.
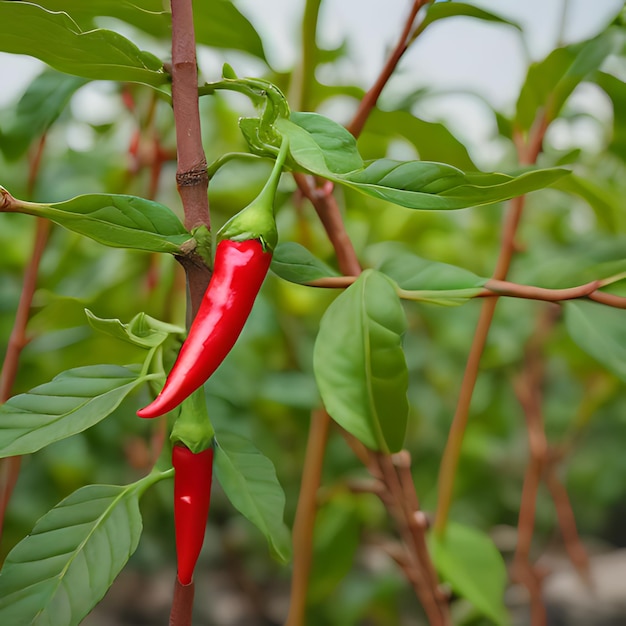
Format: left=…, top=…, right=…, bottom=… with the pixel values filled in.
left=313, top=270, right=409, bottom=452
left=0, top=483, right=144, bottom=626
left=0, top=2, right=167, bottom=85
left=364, top=109, right=476, bottom=171
left=376, top=248, right=487, bottom=306
left=0, top=365, right=147, bottom=457
left=564, top=301, right=626, bottom=382
left=3, top=191, right=190, bottom=253
left=417, top=2, right=521, bottom=35
left=277, top=114, right=566, bottom=210
left=339, top=160, right=567, bottom=210
left=516, top=30, right=619, bottom=130
left=213, top=432, right=292, bottom=562
left=33, top=0, right=171, bottom=38
left=430, top=523, right=509, bottom=626
left=0, top=69, right=87, bottom=161
left=271, top=242, right=340, bottom=284
left=86, top=310, right=184, bottom=349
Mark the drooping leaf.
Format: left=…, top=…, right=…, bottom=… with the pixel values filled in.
left=338, top=160, right=567, bottom=210
left=314, top=270, right=409, bottom=452
left=430, top=523, right=509, bottom=626
left=271, top=242, right=340, bottom=284
left=417, top=2, right=521, bottom=35
left=0, top=1, right=167, bottom=85
left=2, top=190, right=190, bottom=253
left=0, top=478, right=161, bottom=626
left=364, top=109, right=476, bottom=171
left=516, top=30, right=620, bottom=130
left=213, top=432, right=292, bottom=562
left=0, top=365, right=147, bottom=457
left=85, top=310, right=184, bottom=349
left=0, top=69, right=87, bottom=161
left=564, top=301, right=626, bottom=382
left=376, top=248, right=487, bottom=305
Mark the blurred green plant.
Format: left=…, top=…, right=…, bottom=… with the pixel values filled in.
left=0, top=1, right=624, bottom=625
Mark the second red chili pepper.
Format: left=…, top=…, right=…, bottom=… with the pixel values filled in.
left=172, top=443, right=214, bottom=586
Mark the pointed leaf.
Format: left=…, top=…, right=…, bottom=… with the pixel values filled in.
left=339, top=160, right=567, bottom=210
left=314, top=270, right=408, bottom=452
left=418, top=2, right=521, bottom=34
left=564, top=301, right=626, bottom=382
left=271, top=242, right=340, bottom=284
left=0, top=2, right=167, bottom=85
left=0, top=69, right=87, bottom=161
left=516, top=30, right=619, bottom=130
left=2, top=191, right=190, bottom=253
left=213, top=432, right=291, bottom=562
left=365, top=109, right=476, bottom=171
left=430, top=523, right=509, bottom=626
left=0, top=483, right=143, bottom=626
left=86, top=310, right=184, bottom=349
left=0, top=365, right=147, bottom=457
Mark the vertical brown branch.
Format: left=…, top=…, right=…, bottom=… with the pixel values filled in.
left=286, top=408, right=331, bottom=626
left=170, top=0, right=211, bottom=318
left=434, top=112, right=548, bottom=536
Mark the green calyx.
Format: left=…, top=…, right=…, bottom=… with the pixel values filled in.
left=170, top=387, right=214, bottom=453
left=217, top=137, right=289, bottom=252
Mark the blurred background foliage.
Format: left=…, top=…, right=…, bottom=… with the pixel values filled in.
left=0, top=1, right=625, bottom=624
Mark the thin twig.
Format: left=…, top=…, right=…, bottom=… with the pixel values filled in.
left=434, top=111, right=549, bottom=536
left=347, top=0, right=431, bottom=138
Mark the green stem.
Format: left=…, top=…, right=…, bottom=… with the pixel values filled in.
left=207, top=152, right=264, bottom=179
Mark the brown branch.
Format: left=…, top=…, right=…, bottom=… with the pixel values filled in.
left=434, top=111, right=549, bottom=535
left=170, top=0, right=211, bottom=319
left=170, top=579, right=194, bottom=626
left=347, top=0, right=430, bottom=138
left=588, top=290, right=626, bottom=309
left=293, top=173, right=361, bottom=276
left=287, top=408, right=331, bottom=626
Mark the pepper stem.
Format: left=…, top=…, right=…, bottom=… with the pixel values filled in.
left=217, top=137, right=290, bottom=251
left=170, top=386, right=215, bottom=453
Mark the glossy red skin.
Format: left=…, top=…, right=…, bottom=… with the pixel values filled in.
left=137, top=239, right=271, bottom=418
left=172, top=445, right=214, bottom=585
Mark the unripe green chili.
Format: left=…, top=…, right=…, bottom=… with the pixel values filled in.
left=137, top=138, right=288, bottom=419
left=172, top=444, right=214, bottom=585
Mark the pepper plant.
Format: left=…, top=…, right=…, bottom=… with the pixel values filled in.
left=0, top=1, right=625, bottom=625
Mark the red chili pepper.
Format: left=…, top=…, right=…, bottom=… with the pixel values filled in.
left=137, top=238, right=271, bottom=418
left=172, top=444, right=214, bottom=586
